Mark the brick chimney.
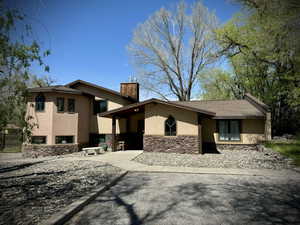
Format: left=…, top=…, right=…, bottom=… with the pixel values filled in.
left=120, top=82, right=139, bottom=102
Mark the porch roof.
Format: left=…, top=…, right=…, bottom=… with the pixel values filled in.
left=99, top=98, right=216, bottom=118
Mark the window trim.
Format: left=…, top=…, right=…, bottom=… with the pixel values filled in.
left=35, top=93, right=45, bottom=112
left=217, top=119, right=241, bottom=142
left=55, top=136, right=74, bottom=144
left=164, top=115, right=177, bottom=136
left=57, top=97, right=65, bottom=113
left=67, top=98, right=75, bottom=113
left=31, top=136, right=47, bottom=144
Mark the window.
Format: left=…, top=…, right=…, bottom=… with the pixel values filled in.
left=35, top=94, right=45, bottom=112
left=68, top=99, right=75, bottom=112
left=57, top=97, right=64, bottom=112
left=93, top=100, right=107, bottom=114
left=165, top=116, right=176, bottom=136
left=55, top=136, right=74, bottom=144
left=218, top=120, right=241, bottom=141
left=31, top=136, right=46, bottom=144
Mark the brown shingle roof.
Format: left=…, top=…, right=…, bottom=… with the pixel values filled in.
left=28, top=85, right=83, bottom=95
left=172, top=100, right=265, bottom=119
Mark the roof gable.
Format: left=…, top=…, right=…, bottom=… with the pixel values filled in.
left=65, top=80, right=135, bottom=102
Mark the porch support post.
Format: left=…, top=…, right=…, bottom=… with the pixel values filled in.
left=198, top=114, right=203, bottom=154
left=112, top=116, right=116, bottom=151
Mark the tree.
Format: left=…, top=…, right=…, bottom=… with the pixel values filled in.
left=0, top=1, right=50, bottom=134
left=198, top=68, right=237, bottom=100
left=128, top=1, right=218, bottom=101
left=29, top=74, right=56, bottom=87
left=215, top=1, right=300, bottom=135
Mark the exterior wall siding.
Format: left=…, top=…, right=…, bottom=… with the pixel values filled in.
left=202, top=118, right=266, bottom=145
left=144, top=103, right=198, bottom=135
left=26, top=93, right=91, bottom=145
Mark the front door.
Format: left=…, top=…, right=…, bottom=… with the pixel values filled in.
left=137, top=119, right=144, bottom=149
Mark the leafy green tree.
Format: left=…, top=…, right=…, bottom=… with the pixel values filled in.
left=29, top=74, right=56, bottom=87
left=198, top=68, right=237, bottom=100
left=215, top=0, right=300, bottom=135
left=0, top=1, right=50, bottom=135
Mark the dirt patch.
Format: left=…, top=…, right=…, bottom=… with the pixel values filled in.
left=0, top=155, right=123, bottom=225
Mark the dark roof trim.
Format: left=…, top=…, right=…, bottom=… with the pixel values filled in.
left=100, top=98, right=216, bottom=118
left=213, top=116, right=265, bottom=119
left=28, top=86, right=83, bottom=95
left=244, top=93, right=270, bottom=114
left=65, top=80, right=136, bottom=102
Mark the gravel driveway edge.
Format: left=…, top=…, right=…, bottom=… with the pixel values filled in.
left=41, top=171, right=128, bottom=225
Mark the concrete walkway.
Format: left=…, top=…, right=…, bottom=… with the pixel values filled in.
left=68, top=151, right=300, bottom=178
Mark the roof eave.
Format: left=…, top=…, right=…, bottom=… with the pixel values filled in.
left=28, top=88, right=82, bottom=95
left=99, top=98, right=216, bottom=118
left=213, top=115, right=266, bottom=119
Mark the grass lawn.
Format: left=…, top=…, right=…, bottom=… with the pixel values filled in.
left=1, top=146, right=22, bottom=153
left=265, top=141, right=300, bottom=166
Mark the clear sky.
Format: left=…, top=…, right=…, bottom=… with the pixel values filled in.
left=9, top=0, right=239, bottom=92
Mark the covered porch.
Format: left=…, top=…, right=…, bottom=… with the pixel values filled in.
left=101, top=103, right=146, bottom=151
left=100, top=99, right=216, bottom=154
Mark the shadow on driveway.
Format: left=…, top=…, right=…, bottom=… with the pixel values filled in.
left=66, top=172, right=300, bottom=225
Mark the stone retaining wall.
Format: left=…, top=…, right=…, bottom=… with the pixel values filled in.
left=22, top=143, right=87, bottom=158
left=144, top=135, right=199, bottom=154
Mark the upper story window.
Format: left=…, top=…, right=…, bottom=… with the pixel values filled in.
left=68, top=99, right=75, bottom=113
left=35, top=94, right=45, bottom=112
left=165, top=116, right=176, bottom=136
left=93, top=99, right=107, bottom=114
left=218, top=120, right=241, bottom=141
left=57, top=97, right=64, bottom=112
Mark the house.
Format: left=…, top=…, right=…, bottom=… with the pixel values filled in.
left=22, top=79, right=271, bottom=157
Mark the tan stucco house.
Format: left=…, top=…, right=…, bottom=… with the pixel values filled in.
left=23, top=79, right=271, bottom=157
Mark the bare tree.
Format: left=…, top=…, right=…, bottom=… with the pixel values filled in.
left=128, top=1, right=218, bottom=101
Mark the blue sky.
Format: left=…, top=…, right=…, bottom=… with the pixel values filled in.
left=9, top=0, right=239, bottom=92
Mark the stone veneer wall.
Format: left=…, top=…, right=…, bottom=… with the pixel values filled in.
left=22, top=143, right=88, bottom=158
left=144, top=135, right=199, bottom=154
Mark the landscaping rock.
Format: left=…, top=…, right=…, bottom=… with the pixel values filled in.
left=134, top=147, right=294, bottom=170
left=0, top=155, right=123, bottom=225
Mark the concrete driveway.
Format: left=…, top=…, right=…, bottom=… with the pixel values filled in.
left=66, top=172, right=300, bottom=225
